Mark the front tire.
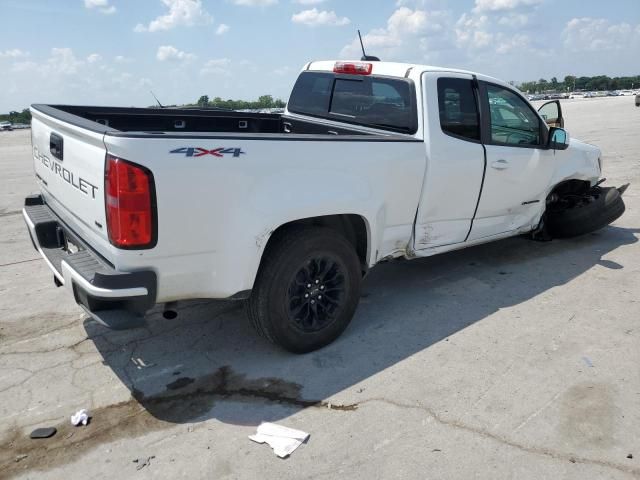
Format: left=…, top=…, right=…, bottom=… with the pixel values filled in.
left=247, top=226, right=362, bottom=353
left=546, top=186, right=626, bottom=238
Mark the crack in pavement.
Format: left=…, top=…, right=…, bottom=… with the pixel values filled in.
left=355, top=397, right=640, bottom=478
left=0, top=210, right=21, bottom=218
left=1, top=337, right=90, bottom=356
left=0, top=258, right=40, bottom=268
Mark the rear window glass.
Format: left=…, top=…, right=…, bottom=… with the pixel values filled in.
left=288, top=72, right=417, bottom=134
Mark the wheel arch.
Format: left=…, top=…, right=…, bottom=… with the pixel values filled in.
left=258, top=214, right=371, bottom=277
left=547, top=179, right=592, bottom=199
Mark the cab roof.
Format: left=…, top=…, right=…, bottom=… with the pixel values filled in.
left=305, top=60, right=511, bottom=89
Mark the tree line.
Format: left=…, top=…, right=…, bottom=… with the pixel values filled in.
left=193, top=94, right=286, bottom=110
left=0, top=109, right=31, bottom=124
left=518, top=75, right=640, bottom=94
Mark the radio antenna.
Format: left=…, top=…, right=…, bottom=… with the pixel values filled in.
left=150, top=90, right=164, bottom=108
left=357, top=30, right=380, bottom=62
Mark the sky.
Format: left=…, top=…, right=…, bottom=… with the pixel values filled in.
left=0, top=0, right=639, bottom=111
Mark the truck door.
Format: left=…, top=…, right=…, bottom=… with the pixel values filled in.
left=414, top=73, right=486, bottom=249
left=467, top=82, right=557, bottom=241
left=538, top=100, right=564, bottom=128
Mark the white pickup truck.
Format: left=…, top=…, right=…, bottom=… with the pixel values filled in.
left=24, top=60, right=628, bottom=352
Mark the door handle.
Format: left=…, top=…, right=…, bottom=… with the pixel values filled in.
left=50, top=133, right=64, bottom=161
left=491, top=159, right=509, bottom=170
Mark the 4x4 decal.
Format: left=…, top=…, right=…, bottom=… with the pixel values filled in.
left=170, top=147, right=245, bottom=158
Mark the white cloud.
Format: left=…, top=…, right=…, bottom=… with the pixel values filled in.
left=387, top=7, right=430, bottom=34
left=87, top=53, right=102, bottom=63
left=48, top=48, right=83, bottom=75
left=497, top=13, right=529, bottom=27
left=10, top=61, right=37, bottom=73
left=200, top=58, right=232, bottom=75
left=455, top=13, right=493, bottom=48
left=156, top=45, right=196, bottom=61
left=134, top=0, right=213, bottom=32
left=115, top=55, right=133, bottom=63
left=292, top=8, right=350, bottom=27
left=216, top=23, right=230, bottom=35
left=84, top=0, right=116, bottom=14
left=2, top=47, right=158, bottom=111
left=455, top=12, right=539, bottom=56
left=0, top=49, right=29, bottom=58
left=293, top=0, right=326, bottom=4
left=563, top=17, right=640, bottom=52
left=203, top=58, right=231, bottom=68
left=473, top=0, right=541, bottom=13
left=232, top=0, right=278, bottom=5
left=495, top=33, right=531, bottom=53
left=340, top=7, right=450, bottom=60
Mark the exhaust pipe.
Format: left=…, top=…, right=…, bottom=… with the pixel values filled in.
left=163, top=301, right=178, bottom=320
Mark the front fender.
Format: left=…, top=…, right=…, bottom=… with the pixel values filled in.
left=548, top=137, right=601, bottom=193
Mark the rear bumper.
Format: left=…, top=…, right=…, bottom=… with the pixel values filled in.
left=23, top=194, right=156, bottom=318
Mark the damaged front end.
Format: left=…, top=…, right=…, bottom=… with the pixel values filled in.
left=532, top=180, right=630, bottom=240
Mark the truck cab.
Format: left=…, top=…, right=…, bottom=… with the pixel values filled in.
left=287, top=61, right=601, bottom=251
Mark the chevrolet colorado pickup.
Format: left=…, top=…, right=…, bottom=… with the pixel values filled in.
left=24, top=60, right=628, bottom=352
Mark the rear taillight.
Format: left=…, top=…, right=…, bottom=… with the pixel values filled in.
left=105, top=154, right=156, bottom=248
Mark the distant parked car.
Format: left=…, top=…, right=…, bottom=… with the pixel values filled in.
left=569, top=92, right=585, bottom=99
left=619, top=90, right=633, bottom=96
left=0, top=121, right=13, bottom=131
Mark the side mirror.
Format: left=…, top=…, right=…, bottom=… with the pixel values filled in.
left=548, top=127, right=569, bottom=150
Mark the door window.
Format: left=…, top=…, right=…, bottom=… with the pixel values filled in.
left=437, top=78, right=480, bottom=142
left=538, top=101, right=562, bottom=127
left=487, top=84, right=541, bottom=147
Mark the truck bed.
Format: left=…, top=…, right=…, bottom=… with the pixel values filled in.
left=31, top=104, right=371, bottom=136
left=28, top=101, right=425, bottom=305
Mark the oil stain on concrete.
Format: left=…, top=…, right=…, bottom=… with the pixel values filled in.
left=0, top=366, right=357, bottom=478
left=558, top=382, right=617, bottom=449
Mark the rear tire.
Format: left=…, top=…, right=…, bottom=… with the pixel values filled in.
left=546, top=186, right=625, bottom=238
left=247, top=226, right=362, bottom=353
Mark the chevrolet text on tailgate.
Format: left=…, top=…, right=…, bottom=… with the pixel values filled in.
left=24, top=60, right=629, bottom=353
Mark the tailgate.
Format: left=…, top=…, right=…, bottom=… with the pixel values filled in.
left=30, top=108, right=109, bottom=246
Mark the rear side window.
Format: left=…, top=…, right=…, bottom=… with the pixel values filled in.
left=288, top=72, right=417, bottom=134
left=437, top=78, right=480, bottom=142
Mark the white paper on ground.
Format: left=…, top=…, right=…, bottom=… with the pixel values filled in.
left=71, top=409, right=90, bottom=426
left=249, top=422, right=309, bottom=458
